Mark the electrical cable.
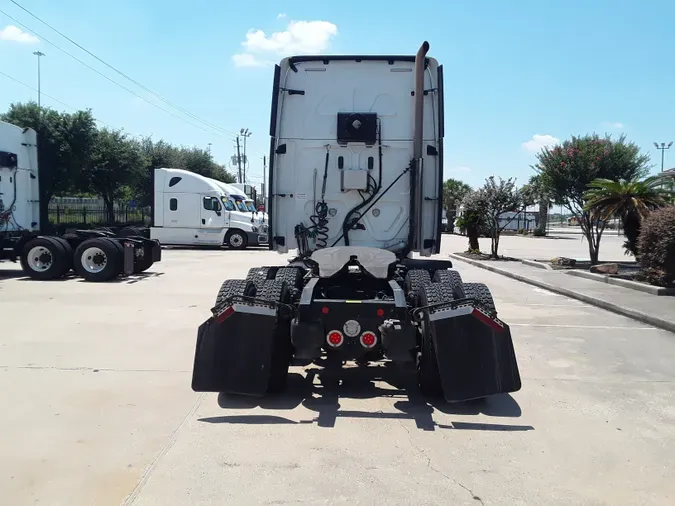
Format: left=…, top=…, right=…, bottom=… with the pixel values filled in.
left=0, top=71, right=114, bottom=129
left=338, top=120, right=384, bottom=246
left=8, top=0, right=239, bottom=138
left=0, top=7, right=235, bottom=140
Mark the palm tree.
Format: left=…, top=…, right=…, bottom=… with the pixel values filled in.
left=583, top=176, right=673, bottom=257
left=521, top=174, right=553, bottom=235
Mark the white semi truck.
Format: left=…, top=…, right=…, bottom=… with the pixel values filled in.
left=0, top=120, right=161, bottom=282
left=191, top=42, right=522, bottom=403
left=149, top=168, right=268, bottom=249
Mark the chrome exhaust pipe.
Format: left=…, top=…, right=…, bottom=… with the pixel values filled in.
left=412, top=41, right=429, bottom=251
left=413, top=41, right=429, bottom=159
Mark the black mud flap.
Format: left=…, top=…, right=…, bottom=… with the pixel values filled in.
left=430, top=304, right=521, bottom=402
left=191, top=303, right=278, bottom=396
left=123, top=242, right=135, bottom=275
left=151, top=242, right=162, bottom=262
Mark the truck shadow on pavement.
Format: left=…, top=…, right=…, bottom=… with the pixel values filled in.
left=4, top=270, right=164, bottom=283
left=200, top=362, right=533, bottom=432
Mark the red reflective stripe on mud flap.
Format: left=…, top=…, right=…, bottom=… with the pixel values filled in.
left=215, top=305, right=235, bottom=324
left=471, top=308, right=505, bottom=333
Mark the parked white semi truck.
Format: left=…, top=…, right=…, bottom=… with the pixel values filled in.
left=0, top=120, right=161, bottom=281
left=191, top=42, right=522, bottom=403
left=149, top=168, right=268, bottom=249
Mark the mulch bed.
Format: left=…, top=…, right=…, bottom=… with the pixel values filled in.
left=455, top=251, right=519, bottom=262
left=546, top=260, right=667, bottom=286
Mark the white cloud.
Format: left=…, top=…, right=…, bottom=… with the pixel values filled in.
left=522, top=134, right=560, bottom=152
left=0, top=25, right=39, bottom=44
left=603, top=121, right=624, bottom=129
left=232, top=52, right=268, bottom=68
left=448, top=165, right=472, bottom=173
left=233, top=19, right=338, bottom=68
left=277, top=13, right=287, bottom=19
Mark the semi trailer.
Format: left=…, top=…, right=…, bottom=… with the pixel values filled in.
left=191, top=41, right=521, bottom=402
left=0, top=120, right=161, bottom=282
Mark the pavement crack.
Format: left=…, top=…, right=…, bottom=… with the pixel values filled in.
left=398, top=419, right=484, bottom=505
left=122, top=392, right=206, bottom=505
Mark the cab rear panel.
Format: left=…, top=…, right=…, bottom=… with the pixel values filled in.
left=268, top=55, right=444, bottom=256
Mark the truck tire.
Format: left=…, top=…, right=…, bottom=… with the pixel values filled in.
left=20, top=237, right=70, bottom=280
left=417, top=283, right=448, bottom=398
left=432, top=269, right=465, bottom=299
left=51, top=236, right=74, bottom=274
left=256, top=279, right=292, bottom=394
left=245, top=267, right=275, bottom=289
left=462, top=282, right=497, bottom=313
left=225, top=229, right=248, bottom=250
left=404, top=269, right=431, bottom=302
left=214, top=279, right=255, bottom=311
left=275, top=267, right=304, bottom=298
left=73, top=237, right=123, bottom=282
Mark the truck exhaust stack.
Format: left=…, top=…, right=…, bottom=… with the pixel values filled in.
left=413, top=41, right=430, bottom=251
left=413, top=40, right=429, bottom=159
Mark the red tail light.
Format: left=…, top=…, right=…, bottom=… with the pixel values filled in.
left=326, top=330, right=344, bottom=347
left=360, top=331, right=377, bottom=348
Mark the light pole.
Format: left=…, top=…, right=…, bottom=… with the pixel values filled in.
left=33, top=51, right=45, bottom=109
left=654, top=141, right=673, bottom=172
left=240, top=128, right=251, bottom=183
left=207, top=142, right=212, bottom=155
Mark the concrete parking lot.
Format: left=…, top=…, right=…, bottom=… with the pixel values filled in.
left=1, top=239, right=674, bottom=505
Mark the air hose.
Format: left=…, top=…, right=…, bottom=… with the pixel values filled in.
left=294, top=147, right=330, bottom=255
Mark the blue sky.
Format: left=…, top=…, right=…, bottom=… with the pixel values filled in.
left=1, top=0, right=674, bottom=190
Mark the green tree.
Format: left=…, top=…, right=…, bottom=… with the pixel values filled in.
left=583, top=176, right=672, bottom=257
left=86, top=128, right=147, bottom=223
left=535, top=133, right=650, bottom=264
left=1, top=102, right=97, bottom=229
left=468, top=176, right=523, bottom=258
left=442, top=178, right=472, bottom=224
left=457, top=193, right=483, bottom=252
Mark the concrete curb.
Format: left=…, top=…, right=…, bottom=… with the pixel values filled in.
left=449, top=253, right=675, bottom=334
left=566, top=270, right=675, bottom=296
left=521, top=259, right=552, bottom=270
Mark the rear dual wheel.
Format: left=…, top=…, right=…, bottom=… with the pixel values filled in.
left=20, top=237, right=71, bottom=280
left=73, top=237, right=124, bottom=282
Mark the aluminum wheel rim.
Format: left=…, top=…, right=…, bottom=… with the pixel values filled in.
left=81, top=246, right=107, bottom=273
left=230, top=234, right=244, bottom=247
left=27, top=246, right=53, bottom=272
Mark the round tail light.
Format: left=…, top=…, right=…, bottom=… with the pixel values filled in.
left=326, top=330, right=344, bottom=347
left=360, top=331, right=377, bottom=348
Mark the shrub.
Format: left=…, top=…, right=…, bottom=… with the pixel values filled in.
left=637, top=206, right=675, bottom=286
left=533, top=228, right=547, bottom=237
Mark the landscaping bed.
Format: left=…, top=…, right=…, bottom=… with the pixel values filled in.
left=539, top=257, right=675, bottom=294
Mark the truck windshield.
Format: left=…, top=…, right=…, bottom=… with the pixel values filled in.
left=234, top=199, right=248, bottom=212
left=245, top=201, right=256, bottom=212
left=220, top=197, right=235, bottom=211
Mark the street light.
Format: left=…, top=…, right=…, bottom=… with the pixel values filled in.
left=33, top=51, right=45, bottom=109
left=654, top=141, right=673, bottom=172
left=240, top=128, right=252, bottom=182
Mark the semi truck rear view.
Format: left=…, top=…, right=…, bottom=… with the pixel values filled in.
left=191, top=42, right=521, bottom=402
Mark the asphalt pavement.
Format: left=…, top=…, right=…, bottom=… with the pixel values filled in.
left=1, top=244, right=674, bottom=505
